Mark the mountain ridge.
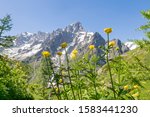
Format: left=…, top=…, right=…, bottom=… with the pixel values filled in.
left=2, top=22, right=138, bottom=63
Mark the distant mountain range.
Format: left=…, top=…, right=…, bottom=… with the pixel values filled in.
left=2, top=22, right=138, bottom=63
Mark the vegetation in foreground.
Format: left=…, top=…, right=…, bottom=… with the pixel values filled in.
left=0, top=10, right=150, bottom=100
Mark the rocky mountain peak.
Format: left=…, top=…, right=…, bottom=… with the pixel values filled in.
left=65, top=22, right=84, bottom=33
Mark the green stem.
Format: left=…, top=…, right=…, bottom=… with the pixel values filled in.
left=43, top=74, right=48, bottom=99
left=112, top=47, right=115, bottom=57
left=93, top=78, right=98, bottom=99
left=78, top=71, right=82, bottom=100
left=56, top=80, right=61, bottom=100
left=48, top=58, right=61, bottom=100
left=45, top=57, right=59, bottom=100
left=65, top=49, right=76, bottom=100
left=75, top=70, right=81, bottom=100
left=118, top=56, right=121, bottom=84
left=91, top=50, right=98, bottom=99
left=58, top=56, right=69, bottom=100
left=106, top=34, right=116, bottom=99
left=73, top=58, right=81, bottom=100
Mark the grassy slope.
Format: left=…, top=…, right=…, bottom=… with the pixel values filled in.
left=113, top=47, right=150, bottom=99
left=129, top=48, right=150, bottom=100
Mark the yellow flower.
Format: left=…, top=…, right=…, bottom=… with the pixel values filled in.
left=70, top=53, right=77, bottom=59
left=60, top=42, right=68, bottom=48
left=42, top=51, right=51, bottom=57
left=116, top=47, right=119, bottom=51
left=72, top=49, right=78, bottom=54
left=109, top=41, right=115, bottom=47
left=70, top=49, right=78, bottom=59
left=133, top=85, right=139, bottom=89
left=123, top=85, right=129, bottom=90
left=59, top=79, right=63, bottom=83
left=89, top=45, right=95, bottom=50
left=55, top=87, right=59, bottom=93
left=132, top=92, right=139, bottom=98
left=104, top=28, right=112, bottom=34
left=57, top=52, right=62, bottom=56
left=62, top=71, right=66, bottom=76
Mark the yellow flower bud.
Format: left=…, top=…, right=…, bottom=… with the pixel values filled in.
left=123, top=85, right=129, bottom=90
left=62, top=71, right=66, bottom=76
left=89, top=45, right=95, bottom=50
left=72, top=49, right=78, bottom=54
left=57, top=52, right=62, bottom=56
left=60, top=42, right=68, bottom=48
left=55, top=87, right=59, bottom=93
left=59, top=79, right=63, bottom=83
left=42, top=51, right=51, bottom=57
left=133, top=85, right=139, bottom=89
left=132, top=92, right=139, bottom=98
left=116, top=47, right=119, bottom=50
left=104, top=28, right=112, bottom=34
left=109, top=41, right=115, bottom=47
left=70, top=53, right=77, bottom=59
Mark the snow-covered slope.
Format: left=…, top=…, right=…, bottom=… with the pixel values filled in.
left=124, top=42, right=138, bottom=50
left=3, top=31, right=49, bottom=60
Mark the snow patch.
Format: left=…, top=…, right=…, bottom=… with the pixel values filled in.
left=124, top=42, right=138, bottom=50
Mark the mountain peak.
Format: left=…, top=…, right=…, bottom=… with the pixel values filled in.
left=70, top=21, right=82, bottom=26
left=21, top=32, right=34, bottom=36
left=65, top=21, right=84, bottom=33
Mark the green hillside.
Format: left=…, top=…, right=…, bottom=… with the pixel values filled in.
left=123, top=48, right=150, bottom=99
left=98, top=47, right=150, bottom=100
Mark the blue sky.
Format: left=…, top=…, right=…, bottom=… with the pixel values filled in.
left=0, top=0, right=150, bottom=42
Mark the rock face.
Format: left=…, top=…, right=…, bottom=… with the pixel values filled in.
left=2, top=22, right=106, bottom=63
left=112, top=39, right=129, bottom=53
left=2, top=22, right=136, bottom=63
left=2, top=31, right=49, bottom=60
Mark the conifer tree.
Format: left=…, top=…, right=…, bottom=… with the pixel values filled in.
left=139, top=10, right=150, bottom=39
left=0, top=15, right=15, bottom=48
